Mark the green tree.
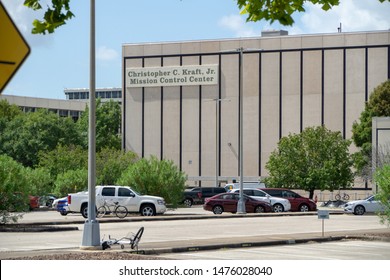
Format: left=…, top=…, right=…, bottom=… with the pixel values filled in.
left=77, top=99, right=121, bottom=152
left=0, top=100, right=22, bottom=148
left=0, top=109, right=82, bottom=167
left=265, top=126, right=354, bottom=198
left=0, top=100, right=22, bottom=120
left=53, top=168, right=88, bottom=197
left=24, top=0, right=74, bottom=34
left=37, top=144, right=88, bottom=180
left=96, top=148, right=138, bottom=185
left=0, top=155, right=28, bottom=223
left=117, top=156, right=187, bottom=208
left=373, top=165, right=390, bottom=226
left=26, top=1, right=389, bottom=34
left=24, top=167, right=53, bottom=196
left=352, top=80, right=390, bottom=180
left=237, top=0, right=389, bottom=26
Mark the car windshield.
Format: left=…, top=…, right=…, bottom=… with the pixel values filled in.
left=131, top=189, right=141, bottom=196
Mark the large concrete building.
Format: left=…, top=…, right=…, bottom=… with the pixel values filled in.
left=122, top=30, right=390, bottom=187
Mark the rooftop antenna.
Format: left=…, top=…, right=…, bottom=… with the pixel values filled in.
left=337, top=22, right=342, bottom=33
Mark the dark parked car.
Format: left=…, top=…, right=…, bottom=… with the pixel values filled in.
left=260, top=188, right=317, bottom=212
left=203, top=193, right=272, bottom=214
left=182, top=187, right=226, bottom=207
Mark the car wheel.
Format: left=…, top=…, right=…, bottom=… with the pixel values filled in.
left=255, top=206, right=265, bottom=213
left=140, top=204, right=156, bottom=216
left=354, top=205, right=365, bottom=215
left=213, top=205, right=223, bottom=214
left=183, top=198, right=193, bottom=207
left=81, top=205, right=88, bottom=218
left=299, top=204, right=309, bottom=212
left=273, top=203, right=284, bottom=213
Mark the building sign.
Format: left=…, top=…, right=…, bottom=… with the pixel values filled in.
left=126, top=65, right=218, bottom=88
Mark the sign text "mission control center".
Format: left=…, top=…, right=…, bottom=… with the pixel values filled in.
left=126, top=65, right=218, bottom=88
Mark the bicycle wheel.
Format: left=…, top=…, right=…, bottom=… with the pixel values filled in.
left=344, top=194, right=350, bottom=200
left=131, top=226, right=144, bottom=249
left=335, top=194, right=341, bottom=200
left=115, top=205, right=128, bottom=219
left=97, top=206, right=106, bottom=218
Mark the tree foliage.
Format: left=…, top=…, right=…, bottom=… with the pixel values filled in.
left=37, top=144, right=88, bottom=179
left=77, top=99, right=122, bottom=152
left=0, top=155, right=28, bottom=223
left=265, top=126, right=354, bottom=198
left=0, top=109, right=81, bottom=167
left=24, top=167, right=53, bottom=196
left=117, top=156, right=187, bottom=208
left=237, top=0, right=389, bottom=26
left=0, top=100, right=22, bottom=140
left=373, top=165, right=390, bottom=226
left=53, top=168, right=88, bottom=197
left=25, top=0, right=389, bottom=34
left=24, top=0, right=74, bottom=34
left=352, top=80, right=390, bottom=179
left=96, top=148, right=138, bottom=186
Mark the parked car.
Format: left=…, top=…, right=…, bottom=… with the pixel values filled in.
left=28, top=195, right=40, bottom=210
left=67, top=186, right=166, bottom=217
left=52, top=197, right=68, bottom=215
left=203, top=193, right=272, bottom=214
left=182, top=187, right=226, bottom=207
left=224, top=182, right=266, bottom=192
left=230, top=188, right=291, bottom=212
left=39, top=195, right=57, bottom=208
left=260, top=188, right=317, bottom=212
left=344, top=195, right=386, bottom=215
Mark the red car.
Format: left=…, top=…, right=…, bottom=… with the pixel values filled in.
left=203, top=193, right=272, bottom=214
left=260, top=188, right=317, bottom=212
left=29, top=195, right=40, bottom=210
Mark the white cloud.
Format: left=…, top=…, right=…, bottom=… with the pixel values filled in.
left=2, top=0, right=53, bottom=46
left=218, top=14, right=259, bottom=37
left=299, top=0, right=390, bottom=34
left=97, top=46, right=119, bottom=62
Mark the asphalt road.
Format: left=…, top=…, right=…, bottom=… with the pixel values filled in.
left=0, top=207, right=389, bottom=259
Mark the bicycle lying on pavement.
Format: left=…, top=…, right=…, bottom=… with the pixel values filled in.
left=101, top=226, right=144, bottom=252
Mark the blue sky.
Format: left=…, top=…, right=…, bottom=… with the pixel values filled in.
left=2, top=0, right=390, bottom=99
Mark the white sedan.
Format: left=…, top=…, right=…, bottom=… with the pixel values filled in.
left=230, top=188, right=291, bottom=212
left=344, top=195, right=385, bottom=215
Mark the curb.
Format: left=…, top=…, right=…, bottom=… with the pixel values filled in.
left=135, top=236, right=346, bottom=255
left=0, top=225, right=79, bottom=232
left=10, top=209, right=345, bottom=227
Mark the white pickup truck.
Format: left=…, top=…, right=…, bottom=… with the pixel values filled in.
left=67, top=185, right=166, bottom=218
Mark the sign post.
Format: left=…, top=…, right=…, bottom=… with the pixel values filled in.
left=0, top=2, right=30, bottom=93
left=318, top=210, right=329, bottom=237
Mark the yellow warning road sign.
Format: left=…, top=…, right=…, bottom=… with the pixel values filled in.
left=0, top=2, right=30, bottom=93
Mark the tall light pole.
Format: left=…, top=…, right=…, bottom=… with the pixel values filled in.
left=81, top=0, right=100, bottom=248
left=236, top=47, right=246, bottom=214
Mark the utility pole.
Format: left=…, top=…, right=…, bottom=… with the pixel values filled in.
left=81, top=0, right=100, bottom=248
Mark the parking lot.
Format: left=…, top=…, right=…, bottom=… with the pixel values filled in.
left=1, top=207, right=389, bottom=260
left=161, top=239, right=390, bottom=260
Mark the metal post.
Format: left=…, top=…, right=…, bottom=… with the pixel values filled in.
left=237, top=47, right=246, bottom=214
left=215, top=99, right=219, bottom=188
left=81, top=0, right=100, bottom=248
